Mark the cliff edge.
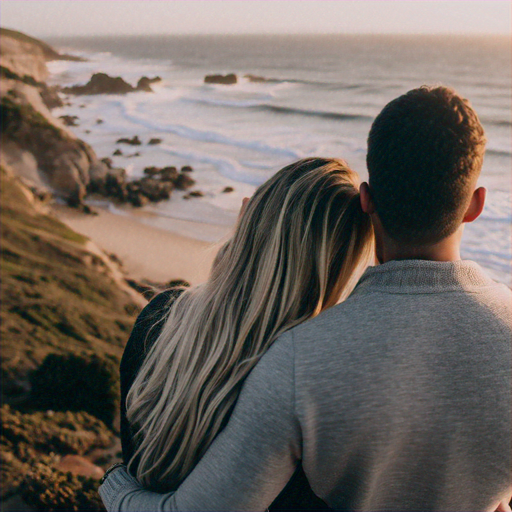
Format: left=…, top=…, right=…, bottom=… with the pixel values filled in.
left=0, top=28, right=108, bottom=203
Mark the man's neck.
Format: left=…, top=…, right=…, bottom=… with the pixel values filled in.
left=377, top=229, right=463, bottom=264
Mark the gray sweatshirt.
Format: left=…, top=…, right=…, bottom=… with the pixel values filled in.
left=100, top=260, right=512, bottom=512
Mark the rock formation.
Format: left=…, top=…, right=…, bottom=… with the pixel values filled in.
left=62, top=73, right=162, bottom=95
left=63, top=72, right=135, bottom=95
left=88, top=164, right=195, bottom=207
left=174, top=173, right=196, bottom=190
left=204, top=73, right=237, bottom=85
left=59, top=115, right=79, bottom=126
left=116, top=135, right=142, bottom=145
left=136, top=76, right=162, bottom=92
left=0, top=29, right=109, bottom=203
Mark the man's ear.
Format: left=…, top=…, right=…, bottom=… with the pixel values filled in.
left=360, top=182, right=376, bottom=215
left=463, top=186, right=486, bottom=223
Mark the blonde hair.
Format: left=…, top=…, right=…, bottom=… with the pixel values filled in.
left=126, top=158, right=373, bottom=490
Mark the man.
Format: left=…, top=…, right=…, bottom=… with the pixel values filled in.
left=100, top=86, right=511, bottom=511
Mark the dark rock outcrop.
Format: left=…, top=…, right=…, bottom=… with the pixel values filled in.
left=125, top=183, right=149, bottom=207
left=222, top=186, right=234, bottom=193
left=160, top=166, right=179, bottom=181
left=62, top=73, right=135, bottom=95
left=89, top=166, right=195, bottom=207
left=62, top=73, right=162, bottom=96
left=204, top=73, right=237, bottom=85
left=148, top=138, right=162, bottom=145
left=143, top=166, right=160, bottom=176
left=184, top=190, right=204, bottom=199
left=181, top=165, right=193, bottom=173
left=174, top=173, right=196, bottom=190
left=116, top=135, right=141, bottom=146
left=138, top=177, right=174, bottom=201
left=136, top=76, right=162, bottom=92
left=59, top=115, right=79, bottom=126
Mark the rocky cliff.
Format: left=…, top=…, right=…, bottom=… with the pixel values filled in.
left=0, top=28, right=108, bottom=203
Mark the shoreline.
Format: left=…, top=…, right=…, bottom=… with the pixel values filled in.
left=52, top=203, right=222, bottom=286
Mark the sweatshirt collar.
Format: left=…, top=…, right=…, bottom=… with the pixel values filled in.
left=354, top=259, right=497, bottom=293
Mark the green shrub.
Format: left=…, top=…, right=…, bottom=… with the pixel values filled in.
left=19, top=462, right=105, bottom=511
left=29, top=354, right=119, bottom=428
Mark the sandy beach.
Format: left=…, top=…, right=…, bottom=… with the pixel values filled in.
left=52, top=204, right=223, bottom=286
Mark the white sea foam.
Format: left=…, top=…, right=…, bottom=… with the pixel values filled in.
left=158, top=144, right=271, bottom=186
left=181, top=95, right=272, bottom=109
left=117, top=99, right=302, bottom=159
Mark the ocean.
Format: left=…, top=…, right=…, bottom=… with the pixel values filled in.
left=46, top=34, right=511, bottom=286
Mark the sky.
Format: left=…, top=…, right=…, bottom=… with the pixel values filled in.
left=0, top=0, right=510, bottom=37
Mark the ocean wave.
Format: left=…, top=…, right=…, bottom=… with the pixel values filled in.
left=479, top=214, right=512, bottom=223
left=463, top=247, right=511, bottom=259
left=181, top=95, right=273, bottom=109
left=158, top=144, right=271, bottom=186
left=482, top=118, right=512, bottom=128
left=256, top=104, right=372, bottom=121
left=118, top=100, right=301, bottom=159
left=487, top=148, right=512, bottom=157
left=143, top=203, right=236, bottom=227
left=184, top=96, right=371, bottom=122
left=239, top=160, right=275, bottom=170
left=243, top=74, right=363, bottom=90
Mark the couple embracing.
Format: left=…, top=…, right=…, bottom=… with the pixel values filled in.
left=100, top=86, right=511, bottom=512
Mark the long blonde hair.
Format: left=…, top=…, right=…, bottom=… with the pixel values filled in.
left=126, top=158, right=373, bottom=490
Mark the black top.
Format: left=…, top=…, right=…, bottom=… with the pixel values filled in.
left=120, top=290, right=330, bottom=511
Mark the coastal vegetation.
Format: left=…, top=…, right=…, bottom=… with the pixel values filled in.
left=0, top=167, right=140, bottom=509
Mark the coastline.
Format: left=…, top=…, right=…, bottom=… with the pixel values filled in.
left=52, top=203, right=221, bottom=286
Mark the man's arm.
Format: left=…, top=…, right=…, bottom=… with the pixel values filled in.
left=100, top=331, right=302, bottom=512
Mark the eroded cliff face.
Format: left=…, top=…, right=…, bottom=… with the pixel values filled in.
left=0, top=31, right=49, bottom=83
left=0, top=28, right=108, bottom=202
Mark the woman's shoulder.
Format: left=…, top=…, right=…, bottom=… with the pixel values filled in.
left=140, top=287, right=185, bottom=321
left=121, top=287, right=186, bottom=370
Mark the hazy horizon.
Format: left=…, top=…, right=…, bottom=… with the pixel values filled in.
left=1, top=1, right=510, bottom=38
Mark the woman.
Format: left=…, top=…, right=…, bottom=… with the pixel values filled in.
left=120, top=157, right=373, bottom=509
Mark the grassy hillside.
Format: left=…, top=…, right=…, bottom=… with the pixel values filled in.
left=1, top=168, right=139, bottom=397
left=0, top=168, right=142, bottom=509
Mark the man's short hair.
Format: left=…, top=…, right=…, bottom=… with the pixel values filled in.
left=366, top=85, right=486, bottom=245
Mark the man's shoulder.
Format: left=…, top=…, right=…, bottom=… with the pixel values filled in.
left=284, top=271, right=511, bottom=349
left=283, top=292, right=369, bottom=347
